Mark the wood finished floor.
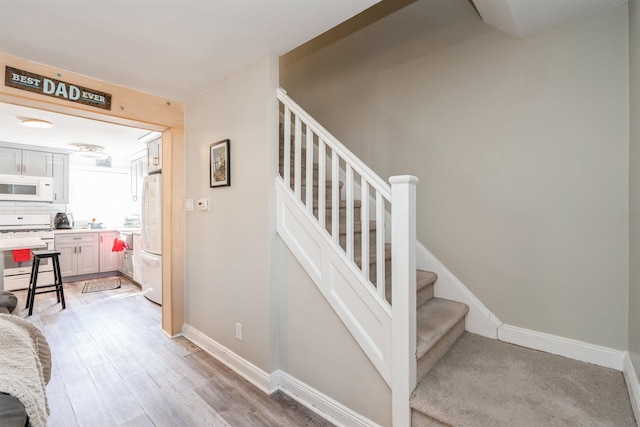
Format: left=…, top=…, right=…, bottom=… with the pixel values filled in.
left=12, top=277, right=334, bottom=427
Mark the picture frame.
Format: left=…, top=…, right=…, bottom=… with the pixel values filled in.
left=210, top=139, right=230, bottom=187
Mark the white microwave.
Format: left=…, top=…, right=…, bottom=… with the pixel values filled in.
left=0, top=174, right=54, bottom=202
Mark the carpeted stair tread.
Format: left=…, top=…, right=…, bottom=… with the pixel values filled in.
left=312, top=199, right=362, bottom=209
left=416, top=270, right=437, bottom=308
left=410, top=332, right=636, bottom=427
left=385, top=270, right=437, bottom=306
left=353, top=243, right=391, bottom=265
left=416, top=299, right=468, bottom=361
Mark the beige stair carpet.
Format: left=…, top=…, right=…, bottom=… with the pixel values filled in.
left=411, top=332, right=636, bottom=426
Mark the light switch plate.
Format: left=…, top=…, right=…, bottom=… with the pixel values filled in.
left=185, top=198, right=194, bottom=211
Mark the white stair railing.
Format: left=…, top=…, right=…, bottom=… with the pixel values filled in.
left=277, top=88, right=417, bottom=426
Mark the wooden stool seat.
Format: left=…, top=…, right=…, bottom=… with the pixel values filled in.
left=26, top=249, right=65, bottom=316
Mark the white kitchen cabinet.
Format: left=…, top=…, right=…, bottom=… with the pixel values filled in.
left=55, top=233, right=99, bottom=277
left=52, top=153, right=69, bottom=204
left=99, top=231, right=120, bottom=273
left=146, top=137, right=162, bottom=174
left=0, top=147, right=52, bottom=177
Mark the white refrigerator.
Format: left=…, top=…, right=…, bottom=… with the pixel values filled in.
left=141, top=174, right=162, bottom=305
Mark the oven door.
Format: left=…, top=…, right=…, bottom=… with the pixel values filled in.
left=2, top=239, right=54, bottom=291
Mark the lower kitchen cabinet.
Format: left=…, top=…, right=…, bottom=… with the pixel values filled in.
left=99, top=231, right=120, bottom=272
left=55, top=233, right=99, bottom=277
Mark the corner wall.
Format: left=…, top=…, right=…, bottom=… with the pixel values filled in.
left=278, top=240, right=391, bottom=426
left=184, top=53, right=278, bottom=372
left=629, top=0, right=640, bottom=376
left=280, top=0, right=630, bottom=350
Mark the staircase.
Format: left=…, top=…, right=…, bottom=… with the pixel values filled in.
left=276, top=88, right=469, bottom=426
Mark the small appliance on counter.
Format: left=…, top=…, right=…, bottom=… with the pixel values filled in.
left=54, top=212, right=74, bottom=229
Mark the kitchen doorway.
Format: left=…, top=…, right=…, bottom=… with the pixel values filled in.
left=0, top=54, right=185, bottom=336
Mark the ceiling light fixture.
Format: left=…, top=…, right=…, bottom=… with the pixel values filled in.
left=21, top=118, right=53, bottom=128
left=75, top=144, right=109, bottom=159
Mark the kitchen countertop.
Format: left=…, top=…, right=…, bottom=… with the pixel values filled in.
left=53, top=228, right=141, bottom=234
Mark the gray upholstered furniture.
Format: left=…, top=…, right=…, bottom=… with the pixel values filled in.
left=0, top=291, right=18, bottom=314
left=0, top=304, right=51, bottom=427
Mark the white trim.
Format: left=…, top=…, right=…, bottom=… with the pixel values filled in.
left=623, top=353, right=640, bottom=423
left=181, top=324, right=380, bottom=427
left=182, top=323, right=274, bottom=393
left=416, top=241, right=501, bottom=338
left=276, top=179, right=393, bottom=386
left=273, top=370, right=383, bottom=427
left=497, top=324, right=626, bottom=370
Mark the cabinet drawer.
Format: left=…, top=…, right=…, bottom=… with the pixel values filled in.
left=55, top=233, right=98, bottom=245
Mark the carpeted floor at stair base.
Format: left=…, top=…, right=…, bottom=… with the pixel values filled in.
left=411, top=332, right=636, bottom=426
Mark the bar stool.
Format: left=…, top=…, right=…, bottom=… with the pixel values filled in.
left=26, top=249, right=65, bottom=316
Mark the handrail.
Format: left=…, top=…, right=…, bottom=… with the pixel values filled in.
left=277, top=88, right=418, bottom=426
left=277, top=88, right=391, bottom=200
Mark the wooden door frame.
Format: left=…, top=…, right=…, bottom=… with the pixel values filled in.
left=0, top=54, right=185, bottom=336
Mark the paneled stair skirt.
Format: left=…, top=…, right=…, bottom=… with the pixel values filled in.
left=82, top=277, right=121, bottom=293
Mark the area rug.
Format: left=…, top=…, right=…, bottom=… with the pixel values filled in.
left=82, top=278, right=121, bottom=293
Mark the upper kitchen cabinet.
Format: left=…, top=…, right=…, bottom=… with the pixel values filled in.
left=0, top=147, right=53, bottom=177
left=147, top=137, right=162, bottom=174
left=52, top=153, right=69, bottom=203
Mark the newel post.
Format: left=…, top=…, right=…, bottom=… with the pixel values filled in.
left=390, top=175, right=418, bottom=427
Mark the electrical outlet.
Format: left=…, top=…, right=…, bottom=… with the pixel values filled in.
left=235, top=322, right=243, bottom=340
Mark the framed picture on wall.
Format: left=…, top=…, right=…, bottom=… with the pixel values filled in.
left=210, top=139, right=230, bottom=187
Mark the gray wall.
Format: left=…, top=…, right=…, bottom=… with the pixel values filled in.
left=278, top=240, right=391, bottom=425
left=184, top=54, right=279, bottom=371
left=630, top=0, right=640, bottom=375
left=281, top=0, right=630, bottom=350
left=183, top=53, right=391, bottom=424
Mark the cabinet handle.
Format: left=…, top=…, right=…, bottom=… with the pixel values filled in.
left=79, top=246, right=82, bottom=254
left=74, top=247, right=77, bottom=254
left=22, top=164, right=26, bottom=173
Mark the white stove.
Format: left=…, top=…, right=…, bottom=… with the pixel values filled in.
left=0, top=214, right=54, bottom=291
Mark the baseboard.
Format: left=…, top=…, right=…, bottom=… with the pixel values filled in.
left=273, top=370, right=383, bottom=427
left=183, top=324, right=379, bottom=426
left=182, top=323, right=273, bottom=394
left=415, top=242, right=501, bottom=338
left=498, top=324, right=626, bottom=370
left=623, top=353, right=640, bottom=423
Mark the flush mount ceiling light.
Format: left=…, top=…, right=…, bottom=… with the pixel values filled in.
left=75, top=144, right=109, bottom=159
left=21, top=118, right=53, bottom=128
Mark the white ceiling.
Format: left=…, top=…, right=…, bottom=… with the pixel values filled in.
left=0, top=102, right=158, bottom=158
left=0, top=0, right=627, bottom=158
left=471, top=0, right=627, bottom=38
left=0, top=0, right=378, bottom=158
left=0, top=0, right=379, bottom=102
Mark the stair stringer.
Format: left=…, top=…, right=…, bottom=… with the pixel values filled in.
left=416, top=242, right=502, bottom=339
left=276, top=178, right=393, bottom=386
left=359, top=189, right=500, bottom=339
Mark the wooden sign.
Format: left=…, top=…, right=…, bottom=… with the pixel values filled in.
left=5, top=66, right=112, bottom=110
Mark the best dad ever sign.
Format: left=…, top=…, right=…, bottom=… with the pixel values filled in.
left=5, top=66, right=112, bottom=110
